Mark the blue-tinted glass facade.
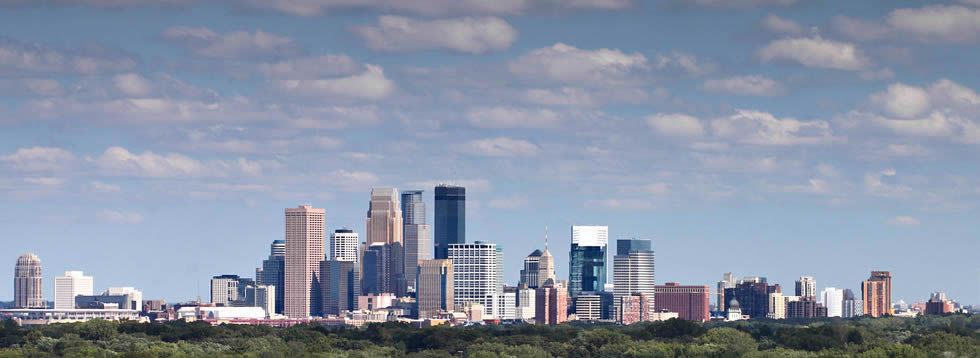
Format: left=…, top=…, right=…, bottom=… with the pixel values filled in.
left=434, top=185, right=465, bottom=259
left=401, top=190, right=425, bottom=225
left=569, top=244, right=606, bottom=297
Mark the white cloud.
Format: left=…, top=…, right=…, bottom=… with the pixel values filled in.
left=523, top=87, right=595, bottom=106
left=703, top=75, right=782, bottom=96
left=258, top=55, right=361, bottom=78
left=327, top=169, right=379, bottom=191
left=509, top=43, right=649, bottom=85
left=1, top=146, right=74, bottom=170
left=0, top=79, right=65, bottom=97
left=239, top=0, right=632, bottom=17
left=653, top=51, right=717, bottom=76
left=463, top=137, right=539, bottom=156
left=870, top=83, right=931, bottom=119
left=773, top=178, right=830, bottom=194
left=711, top=109, right=842, bottom=145
left=89, top=181, right=121, bottom=192
left=865, top=169, right=913, bottom=199
left=354, top=16, right=518, bottom=54
left=762, top=14, right=805, bottom=34
left=816, top=163, right=840, bottom=178
left=273, top=64, right=395, bottom=100
left=832, top=16, right=891, bottom=42
left=647, top=113, right=704, bottom=137
left=682, top=0, right=798, bottom=8
left=467, top=107, right=562, bottom=128
left=23, top=177, right=65, bottom=186
left=113, top=73, right=152, bottom=97
left=758, top=35, right=869, bottom=71
left=0, top=38, right=135, bottom=74
left=887, top=216, right=920, bottom=226
left=407, top=179, right=492, bottom=193
left=162, top=26, right=303, bottom=58
left=887, top=6, right=980, bottom=43
left=93, top=146, right=262, bottom=177
left=488, top=196, right=530, bottom=209
left=97, top=210, right=144, bottom=224
left=620, top=182, right=670, bottom=195
left=585, top=198, right=653, bottom=210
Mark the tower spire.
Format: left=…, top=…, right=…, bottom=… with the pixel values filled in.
left=545, top=225, right=549, bottom=251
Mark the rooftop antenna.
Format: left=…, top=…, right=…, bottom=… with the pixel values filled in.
left=545, top=225, right=549, bottom=251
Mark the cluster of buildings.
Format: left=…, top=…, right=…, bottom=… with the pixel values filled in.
left=4, top=185, right=970, bottom=326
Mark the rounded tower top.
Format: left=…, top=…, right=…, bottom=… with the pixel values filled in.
left=16, top=253, right=40, bottom=265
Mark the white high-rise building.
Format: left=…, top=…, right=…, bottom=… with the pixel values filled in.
left=284, top=205, right=325, bottom=318
left=211, top=275, right=240, bottom=305
left=821, top=287, right=844, bottom=317
left=449, top=242, right=504, bottom=319
left=613, top=239, right=655, bottom=319
left=104, top=287, right=143, bottom=311
left=54, top=271, right=93, bottom=310
left=515, top=286, right=536, bottom=321
left=330, top=229, right=359, bottom=262
left=767, top=292, right=786, bottom=319
left=796, top=276, right=817, bottom=298
left=571, top=225, right=608, bottom=247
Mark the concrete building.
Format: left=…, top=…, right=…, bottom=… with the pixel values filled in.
left=329, top=229, right=359, bottom=262
left=358, top=293, right=395, bottom=311
left=321, top=259, right=359, bottom=317
left=515, top=285, right=535, bottom=321
left=14, top=253, right=44, bottom=309
left=520, top=247, right=556, bottom=290
left=795, top=276, right=817, bottom=298
left=401, top=190, right=431, bottom=293
left=259, top=240, right=285, bottom=315
left=366, top=188, right=405, bottom=296
left=434, top=184, right=465, bottom=260
left=0, top=308, right=141, bottom=325
left=821, top=287, right=844, bottom=317
left=862, top=271, right=892, bottom=317
left=500, top=287, right=516, bottom=320
left=54, top=271, right=93, bottom=310
left=654, top=282, right=710, bottom=322
left=716, top=272, right=735, bottom=314
left=211, top=274, right=241, bottom=305
left=78, top=287, right=143, bottom=311
left=726, top=299, right=743, bottom=321
left=449, top=242, right=503, bottom=319
left=613, top=239, right=655, bottom=319
left=569, top=226, right=608, bottom=297
left=417, top=259, right=453, bottom=319
left=768, top=292, right=786, bottom=319
left=252, top=285, right=275, bottom=317
left=925, top=292, right=954, bottom=315
left=535, top=280, right=567, bottom=325
left=284, top=205, right=326, bottom=318
left=787, top=297, right=827, bottom=318
left=618, top=293, right=651, bottom=325
left=574, top=291, right=613, bottom=321
left=842, top=289, right=862, bottom=318
left=724, top=278, right=780, bottom=320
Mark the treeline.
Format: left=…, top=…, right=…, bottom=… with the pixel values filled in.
left=0, top=314, right=977, bottom=357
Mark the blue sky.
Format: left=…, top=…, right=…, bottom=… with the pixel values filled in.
left=0, top=0, right=978, bottom=306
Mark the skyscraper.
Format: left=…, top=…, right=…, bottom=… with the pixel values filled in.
left=14, top=253, right=43, bottom=309
left=54, top=271, right=93, bottom=310
left=361, top=242, right=391, bottom=295
left=520, top=250, right=543, bottom=289
left=613, top=239, right=655, bottom=319
left=724, top=278, right=781, bottom=319
left=654, top=282, right=710, bottom=322
left=434, top=184, right=465, bottom=259
left=569, top=225, right=608, bottom=297
left=284, top=205, right=325, bottom=318
left=417, top=259, right=453, bottom=319
left=401, top=190, right=431, bottom=293
left=821, top=287, right=844, bottom=317
left=449, top=242, right=503, bottom=319
left=535, top=279, right=567, bottom=325
left=717, top=272, right=735, bottom=313
left=366, top=188, right=405, bottom=296
left=211, top=274, right=241, bottom=305
left=259, top=240, right=286, bottom=314
left=329, top=229, right=359, bottom=262
left=795, top=276, right=817, bottom=298
left=321, top=259, right=359, bottom=316
left=862, top=271, right=892, bottom=317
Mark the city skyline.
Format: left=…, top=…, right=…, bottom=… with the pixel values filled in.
left=1, top=0, right=978, bottom=307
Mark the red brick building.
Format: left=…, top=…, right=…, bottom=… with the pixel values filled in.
left=618, top=293, right=650, bottom=325
left=654, top=283, right=710, bottom=322
left=535, top=281, right=567, bottom=325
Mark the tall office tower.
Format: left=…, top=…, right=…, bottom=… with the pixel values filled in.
left=259, top=240, right=286, bottom=314
left=538, top=248, right=555, bottom=288
left=795, top=276, right=817, bottom=298
left=574, top=291, right=614, bottom=321
left=515, top=285, right=536, bottom=321
left=618, top=293, right=651, bottom=325
left=654, top=283, right=710, bottom=322
left=14, top=253, right=44, bottom=309
left=54, top=271, right=93, bottom=310
left=716, top=272, right=736, bottom=313
left=862, top=271, right=892, bottom=317
left=361, top=242, right=391, bottom=295
left=569, top=226, right=608, bottom=297
left=613, top=239, right=655, bottom=319
left=211, top=274, right=241, bottom=305
left=321, top=259, right=359, bottom=316
left=449, top=242, right=503, bottom=319
left=520, top=250, right=543, bottom=289
left=366, top=188, right=405, bottom=296
left=535, top=279, right=567, bottom=325
left=434, top=184, right=465, bottom=259
left=401, top=190, right=431, bottom=293
left=767, top=292, right=786, bottom=319
left=724, top=278, right=781, bottom=319
left=821, top=287, right=844, bottom=317
left=330, top=229, right=359, bottom=262
left=841, top=289, right=861, bottom=318
left=417, top=259, right=453, bottom=319
left=284, top=205, right=325, bottom=318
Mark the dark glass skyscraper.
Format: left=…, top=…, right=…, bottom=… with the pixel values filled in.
left=434, top=184, right=465, bottom=259
left=568, top=226, right=608, bottom=297
left=259, top=240, right=285, bottom=314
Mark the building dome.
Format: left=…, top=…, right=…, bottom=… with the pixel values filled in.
left=17, top=253, right=40, bottom=265
left=729, top=298, right=740, bottom=309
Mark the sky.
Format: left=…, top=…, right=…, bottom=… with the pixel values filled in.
left=0, top=0, right=978, bottom=306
